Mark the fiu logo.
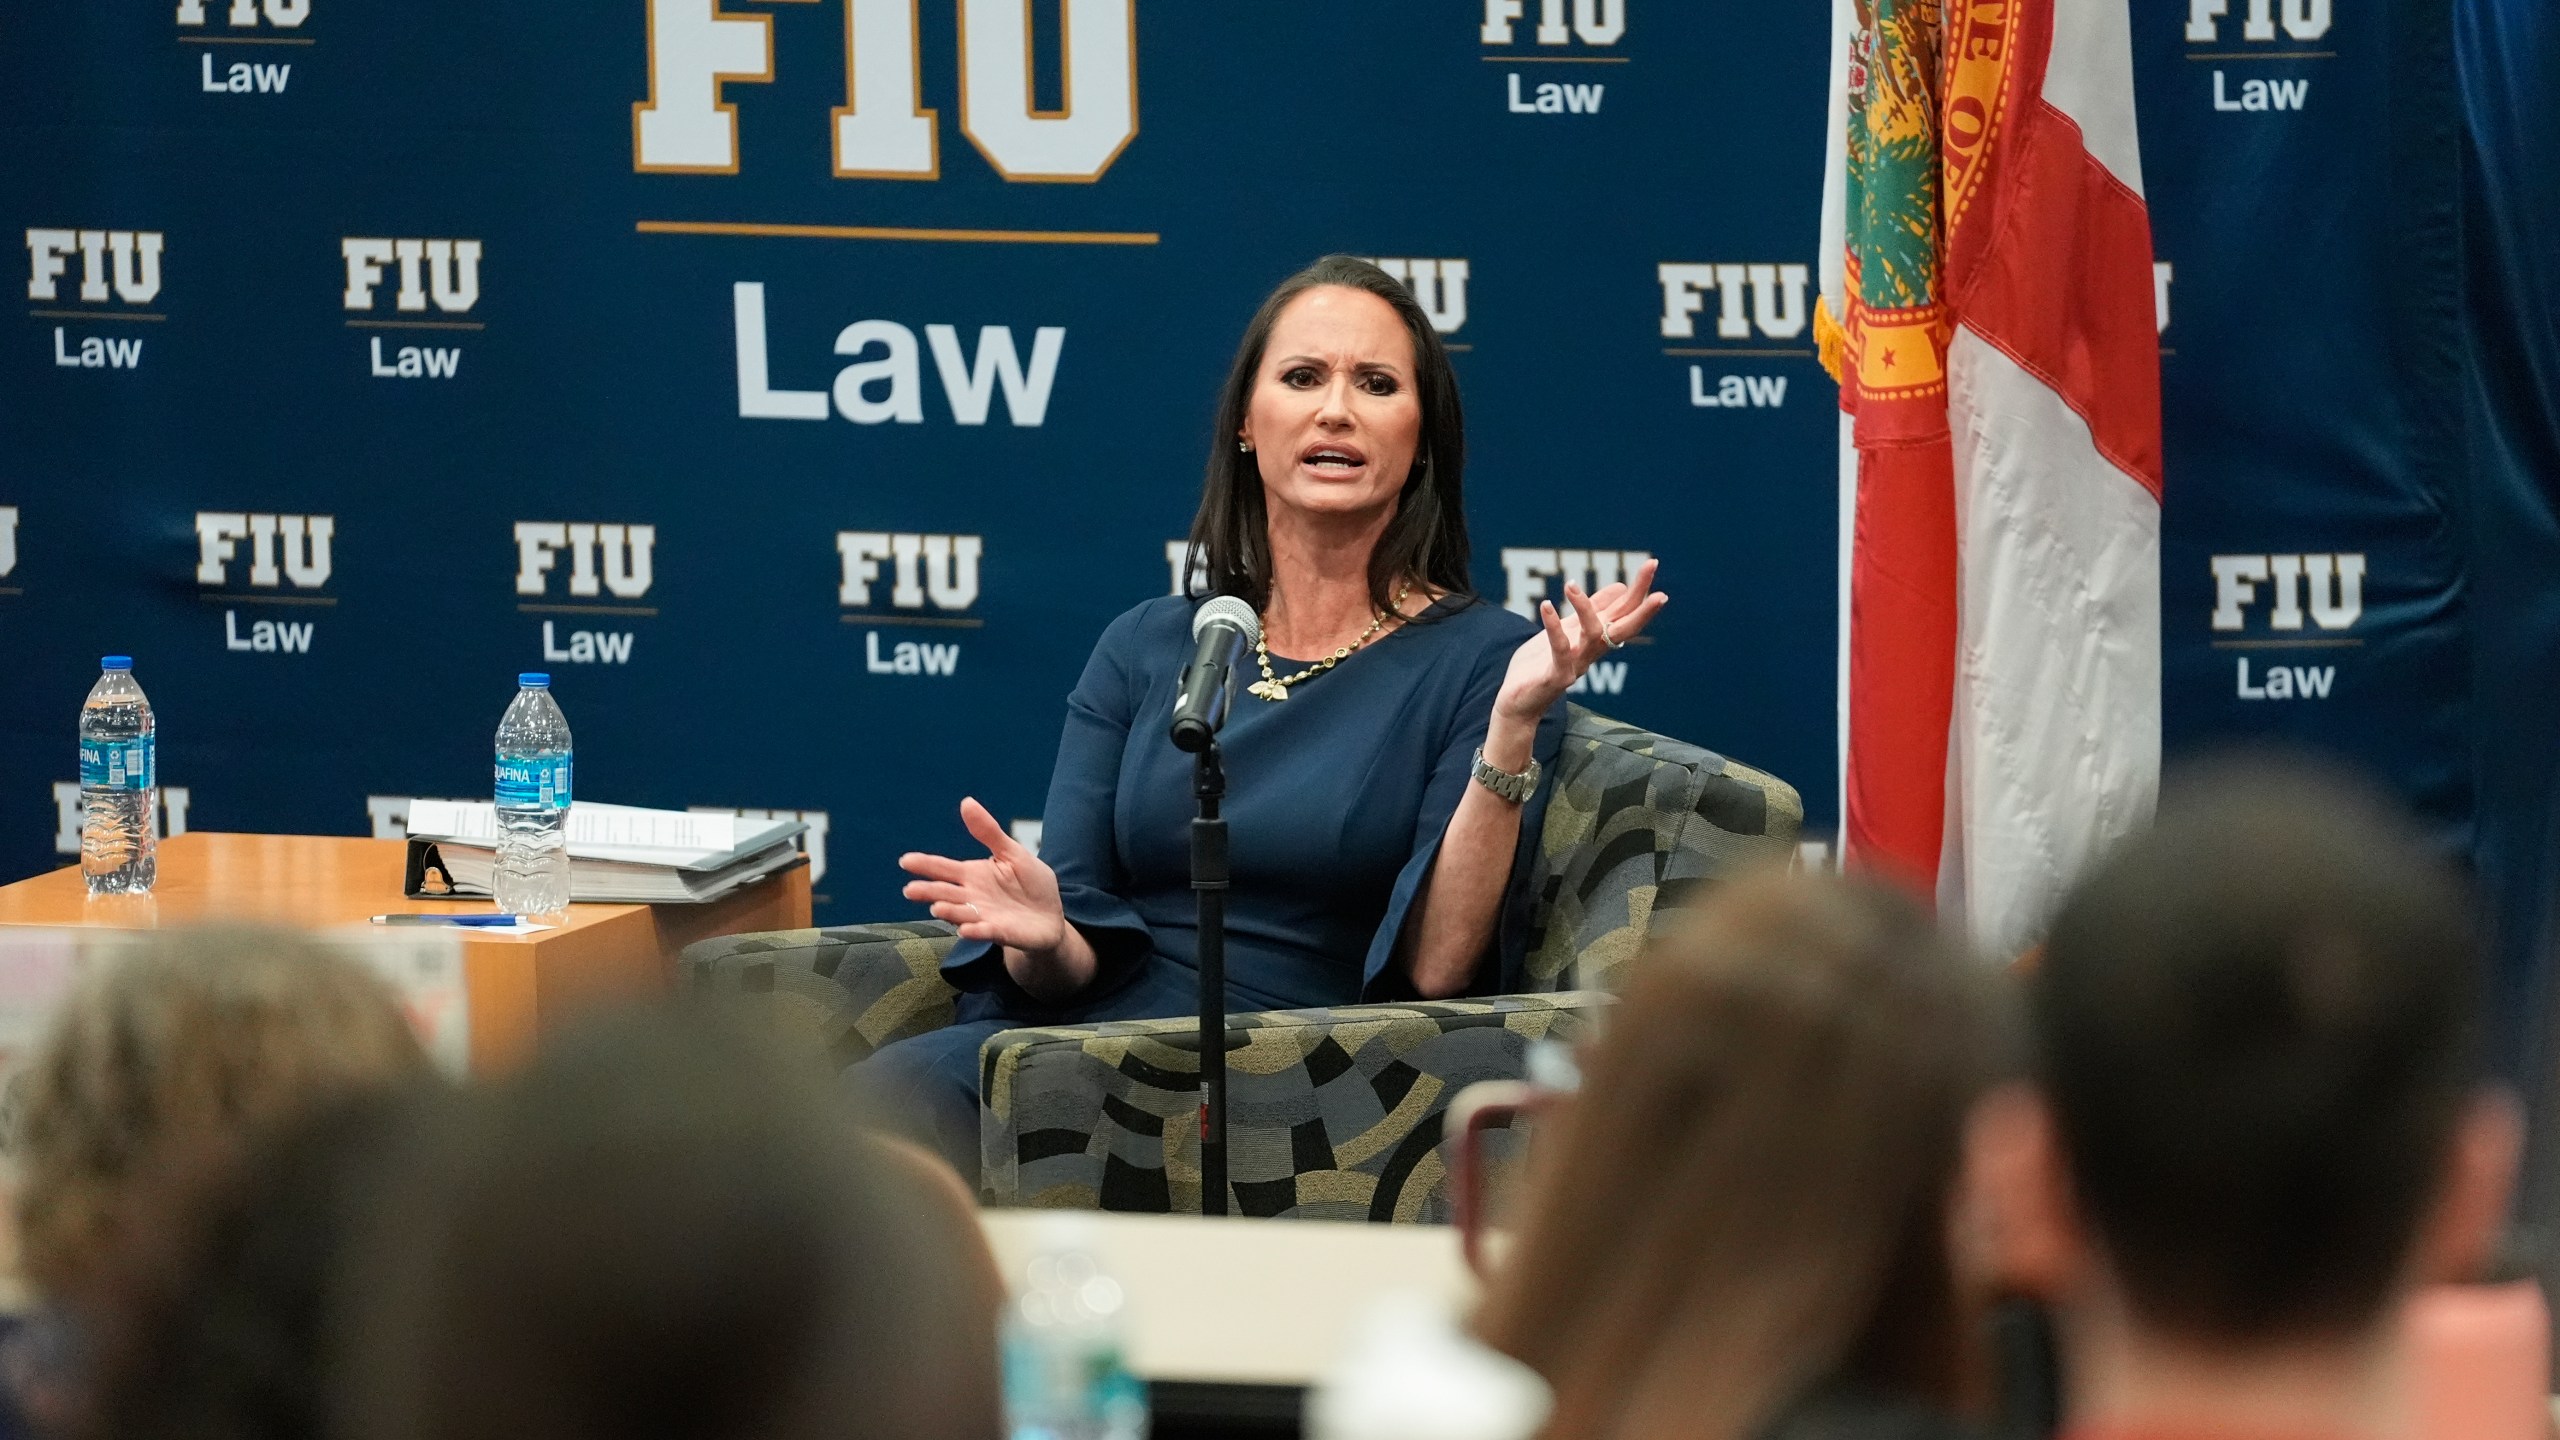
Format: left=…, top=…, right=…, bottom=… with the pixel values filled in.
left=2211, top=552, right=2364, bottom=703
left=1658, top=263, right=1807, bottom=409
left=2210, top=553, right=2363, bottom=632
left=27, top=229, right=164, bottom=307
left=58, top=783, right=191, bottom=856
left=196, top=512, right=334, bottom=589
left=839, top=531, right=980, bottom=676
left=1480, top=0, right=1626, bottom=44
left=515, top=523, right=655, bottom=599
left=2186, top=0, right=2330, bottom=43
left=2189, top=0, right=2322, bottom=111
left=733, top=284, right=1064, bottom=427
left=343, top=238, right=480, bottom=380
left=342, top=239, right=481, bottom=314
left=1362, top=259, right=1470, bottom=337
left=195, top=511, right=334, bottom=653
left=0, top=506, right=17, bottom=586
left=1657, top=264, right=1809, bottom=342
left=515, top=523, right=654, bottom=666
left=1482, top=0, right=1621, bottom=114
left=635, top=0, right=1136, bottom=182
left=29, top=229, right=162, bottom=371
left=178, top=0, right=303, bottom=92
left=1500, top=547, right=1649, bottom=695
left=179, top=0, right=308, bottom=28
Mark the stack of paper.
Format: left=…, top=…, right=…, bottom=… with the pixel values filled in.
left=403, top=801, right=807, bottom=905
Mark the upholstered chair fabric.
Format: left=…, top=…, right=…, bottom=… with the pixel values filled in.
left=678, top=705, right=1801, bottom=1220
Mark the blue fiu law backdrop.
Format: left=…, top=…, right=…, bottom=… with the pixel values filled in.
left=0, top=0, right=2529, bottom=982
left=0, top=2, right=1841, bottom=921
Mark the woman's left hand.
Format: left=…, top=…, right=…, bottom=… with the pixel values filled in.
left=1494, top=558, right=1668, bottom=724
left=1412, top=559, right=1667, bottom=998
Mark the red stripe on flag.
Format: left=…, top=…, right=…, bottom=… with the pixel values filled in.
left=1845, top=436, right=1959, bottom=889
left=1944, top=8, right=2164, bottom=499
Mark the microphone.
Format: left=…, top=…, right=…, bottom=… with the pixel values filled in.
left=1170, top=595, right=1259, bottom=753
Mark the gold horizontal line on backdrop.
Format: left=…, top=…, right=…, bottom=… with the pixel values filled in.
left=2183, top=50, right=2334, bottom=59
left=198, top=594, right=338, bottom=607
left=638, top=220, right=1159, bottom=246
left=2209, top=638, right=2363, bottom=650
left=178, top=35, right=315, bottom=44
left=839, top=615, right=985, bottom=629
left=30, top=310, right=164, bottom=323
left=1479, top=55, right=1630, bottom=63
left=0, top=588, right=22, bottom=598
left=1662, top=347, right=1814, bottom=357
left=345, top=319, right=486, bottom=331
left=518, top=604, right=659, bottom=617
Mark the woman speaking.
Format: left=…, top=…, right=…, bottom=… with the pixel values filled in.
left=871, top=256, right=1666, bottom=1174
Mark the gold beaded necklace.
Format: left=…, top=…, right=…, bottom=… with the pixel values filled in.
left=1248, top=584, right=1412, bottom=702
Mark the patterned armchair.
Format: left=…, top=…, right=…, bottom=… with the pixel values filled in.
left=679, top=705, right=1801, bottom=1221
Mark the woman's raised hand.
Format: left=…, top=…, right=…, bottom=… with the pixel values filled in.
left=1495, top=557, right=1669, bottom=723
left=899, top=797, right=1068, bottom=954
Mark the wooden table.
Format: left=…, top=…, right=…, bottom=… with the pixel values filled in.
left=0, top=833, right=811, bottom=1073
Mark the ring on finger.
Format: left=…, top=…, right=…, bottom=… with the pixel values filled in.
left=1600, top=618, right=1624, bottom=650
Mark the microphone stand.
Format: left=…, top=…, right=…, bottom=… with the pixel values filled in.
left=1191, top=739, right=1229, bottom=1217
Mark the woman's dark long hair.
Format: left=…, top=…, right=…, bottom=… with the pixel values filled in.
left=1183, top=255, right=1473, bottom=619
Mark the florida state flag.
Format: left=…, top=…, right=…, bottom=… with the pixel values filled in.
left=1817, top=0, right=2164, bottom=955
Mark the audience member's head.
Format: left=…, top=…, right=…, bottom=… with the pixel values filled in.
left=1477, top=869, right=2008, bottom=1440
left=12, top=926, right=428, bottom=1307
left=74, top=1088, right=432, bottom=1440
left=1970, top=758, right=2519, bottom=1431
left=336, top=1008, right=1003, bottom=1440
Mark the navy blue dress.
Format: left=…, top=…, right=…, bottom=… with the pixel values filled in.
left=859, top=592, right=1566, bottom=1174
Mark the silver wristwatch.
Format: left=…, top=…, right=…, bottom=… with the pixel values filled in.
left=1471, top=747, right=1541, bottom=804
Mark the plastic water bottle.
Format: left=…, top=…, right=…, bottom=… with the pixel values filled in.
left=78, top=657, right=157, bottom=896
left=1002, top=1215, right=1147, bottom=1440
left=492, top=673, right=572, bottom=921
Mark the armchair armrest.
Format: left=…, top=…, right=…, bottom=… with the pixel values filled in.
left=978, top=992, right=1610, bottom=1222
left=678, top=921, right=962, bottom=1069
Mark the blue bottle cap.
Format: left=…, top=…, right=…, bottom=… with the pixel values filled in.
left=101, top=656, right=132, bottom=671
left=518, top=673, right=551, bottom=688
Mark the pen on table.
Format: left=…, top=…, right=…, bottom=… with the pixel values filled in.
left=370, top=913, right=522, bottom=927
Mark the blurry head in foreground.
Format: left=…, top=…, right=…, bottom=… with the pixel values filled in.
left=1970, top=758, right=2518, bottom=1429
left=13, top=926, right=427, bottom=1306
left=1476, top=870, right=2004, bottom=1440
left=76, top=1089, right=428, bottom=1440
left=338, top=1009, right=1002, bottom=1440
